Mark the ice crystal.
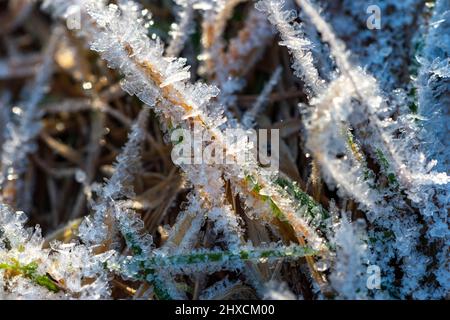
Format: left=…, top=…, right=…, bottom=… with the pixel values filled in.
left=0, top=204, right=111, bottom=299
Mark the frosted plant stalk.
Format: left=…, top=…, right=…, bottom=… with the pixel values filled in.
left=0, top=203, right=113, bottom=299
left=242, top=66, right=282, bottom=129
left=256, top=0, right=325, bottom=96
left=0, top=27, right=62, bottom=210
left=166, top=0, right=196, bottom=57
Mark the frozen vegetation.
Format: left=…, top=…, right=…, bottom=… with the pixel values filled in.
left=0, top=0, right=448, bottom=299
